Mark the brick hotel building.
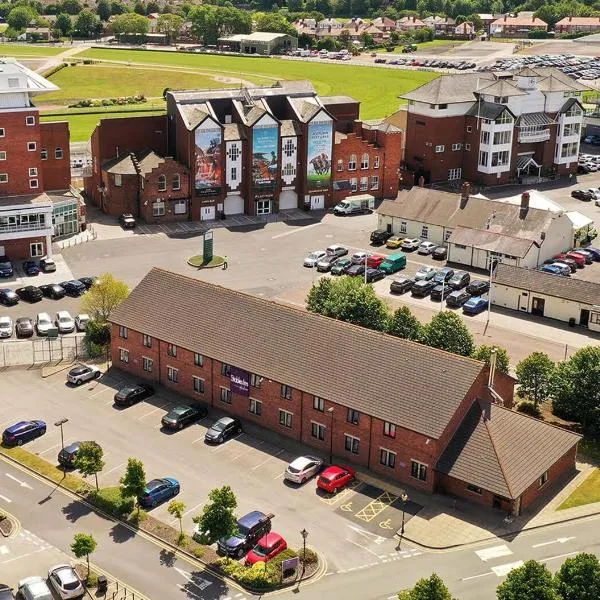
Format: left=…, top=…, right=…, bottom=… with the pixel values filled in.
left=85, top=81, right=403, bottom=222
left=109, top=268, right=581, bottom=514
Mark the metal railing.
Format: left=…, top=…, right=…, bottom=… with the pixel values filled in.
left=0, top=222, right=50, bottom=234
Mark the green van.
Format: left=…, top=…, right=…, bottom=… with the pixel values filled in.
left=379, top=253, right=406, bottom=274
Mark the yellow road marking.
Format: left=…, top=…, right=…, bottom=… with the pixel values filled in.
left=354, top=491, right=398, bottom=523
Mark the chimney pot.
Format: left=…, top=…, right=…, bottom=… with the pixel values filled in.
left=461, top=181, right=471, bottom=203
left=520, top=191, right=530, bottom=212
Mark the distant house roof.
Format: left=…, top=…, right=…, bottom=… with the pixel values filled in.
left=219, top=32, right=296, bottom=43
left=397, top=16, right=426, bottom=27
left=556, top=17, right=600, bottom=26
left=491, top=15, right=548, bottom=27
left=102, top=150, right=165, bottom=176
left=437, top=398, right=580, bottom=499
left=494, top=263, right=600, bottom=306
left=477, top=78, right=527, bottom=98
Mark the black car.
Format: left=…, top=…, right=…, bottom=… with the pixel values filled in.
left=0, top=258, right=13, bottom=278
left=205, top=417, right=242, bottom=444
left=78, top=276, right=97, bottom=290
left=40, top=283, right=66, bottom=300
left=448, top=270, right=471, bottom=290
left=58, top=440, right=101, bottom=468
left=119, top=213, right=136, bottom=228
left=446, top=290, right=471, bottom=308
left=466, top=280, right=490, bottom=296
left=0, top=584, right=15, bottom=600
left=430, top=283, right=452, bottom=301
left=114, top=383, right=155, bottom=406
left=411, top=279, right=436, bottom=297
left=216, top=511, right=272, bottom=559
left=59, top=280, right=87, bottom=296
left=15, top=317, right=34, bottom=338
left=389, top=277, right=414, bottom=294
left=0, top=288, right=18, bottom=306
left=162, top=404, right=208, bottom=430
left=433, top=267, right=454, bottom=284
left=578, top=164, right=592, bottom=174
left=370, top=229, right=393, bottom=246
left=571, top=189, right=592, bottom=201
left=345, top=264, right=365, bottom=277
left=432, top=246, right=447, bottom=260
left=15, top=285, right=43, bottom=302
left=365, top=268, right=385, bottom=283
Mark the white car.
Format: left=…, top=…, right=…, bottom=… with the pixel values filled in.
left=303, top=250, right=327, bottom=267
left=67, top=363, right=102, bottom=385
left=55, top=311, right=75, bottom=334
left=417, top=241, right=437, bottom=255
left=48, top=564, right=84, bottom=599
left=75, top=313, right=90, bottom=331
left=284, top=455, right=324, bottom=484
left=0, top=315, right=12, bottom=338
left=325, top=244, right=348, bottom=258
left=351, top=251, right=368, bottom=264
left=35, top=312, right=53, bottom=336
left=401, top=238, right=421, bottom=251
left=18, top=576, right=53, bottom=600
left=415, top=265, right=437, bottom=281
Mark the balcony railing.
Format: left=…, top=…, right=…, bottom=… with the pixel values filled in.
left=0, top=222, right=50, bottom=235
left=518, top=129, right=550, bottom=143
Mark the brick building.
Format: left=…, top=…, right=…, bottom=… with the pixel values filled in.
left=84, top=81, right=403, bottom=222
left=0, top=59, right=81, bottom=259
left=555, top=16, right=600, bottom=34
left=402, top=67, right=587, bottom=186
left=109, top=267, right=581, bottom=514
left=490, top=14, right=548, bottom=36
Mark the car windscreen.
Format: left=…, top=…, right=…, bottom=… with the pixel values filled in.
left=213, top=421, right=226, bottom=432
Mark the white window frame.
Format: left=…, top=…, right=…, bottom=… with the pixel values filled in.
left=167, top=366, right=178, bottom=383
left=350, top=178, right=358, bottom=192
left=193, top=376, right=204, bottom=394
left=411, top=459, right=428, bottom=481
left=158, top=174, right=167, bottom=192
left=281, top=384, right=292, bottom=400
left=27, top=142, right=36, bottom=152
left=313, top=396, right=325, bottom=411
left=371, top=176, right=379, bottom=190
left=380, top=448, right=396, bottom=468
left=172, top=173, right=181, bottom=191
left=383, top=421, right=396, bottom=438
left=0, top=128, right=4, bottom=137
left=400, top=221, right=407, bottom=234
left=539, top=470, right=548, bottom=488
left=344, top=434, right=360, bottom=454
left=29, top=179, right=38, bottom=189
left=173, top=199, right=186, bottom=215
left=249, top=397, right=262, bottom=416
left=435, top=145, right=444, bottom=153
left=119, top=326, right=128, bottom=339
left=451, top=143, right=462, bottom=151
left=114, top=173, right=122, bottom=187
left=0, top=151, right=6, bottom=161
left=360, top=153, right=369, bottom=169
left=30, top=242, right=43, bottom=257
left=194, top=353, right=203, bottom=367
left=142, top=356, right=153, bottom=372
left=153, top=201, right=165, bottom=217
left=55, top=147, right=63, bottom=159
left=220, top=387, right=232, bottom=404
left=360, top=176, right=368, bottom=192
left=25, top=115, right=35, bottom=126
left=466, top=125, right=472, bottom=133
left=143, top=334, right=152, bottom=348
left=39, top=149, right=47, bottom=160
left=311, top=421, right=325, bottom=441
left=465, top=143, right=471, bottom=151
left=373, top=156, right=380, bottom=168
left=119, top=348, right=129, bottom=363
left=167, top=343, right=177, bottom=357
left=337, top=159, right=343, bottom=172
left=448, top=168, right=462, bottom=181
left=279, top=409, right=293, bottom=428
left=348, top=154, right=357, bottom=171
left=421, top=225, right=429, bottom=239
left=256, top=199, right=271, bottom=215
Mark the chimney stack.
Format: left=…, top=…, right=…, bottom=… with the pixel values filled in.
left=504, top=14, right=507, bottom=21
left=520, top=191, right=530, bottom=212
left=460, top=181, right=471, bottom=207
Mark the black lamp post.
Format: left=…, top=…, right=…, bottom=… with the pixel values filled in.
left=54, top=418, right=68, bottom=458
left=396, top=492, right=408, bottom=551
left=300, top=528, right=308, bottom=573
left=327, top=407, right=334, bottom=464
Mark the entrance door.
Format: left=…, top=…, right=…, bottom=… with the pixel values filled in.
left=531, top=297, right=545, bottom=317
left=200, top=206, right=216, bottom=221
left=310, top=195, right=325, bottom=210
left=580, top=309, right=590, bottom=327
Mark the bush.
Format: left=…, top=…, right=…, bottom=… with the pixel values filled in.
left=236, top=563, right=274, bottom=589
left=517, top=401, right=541, bottom=418
left=299, top=547, right=318, bottom=565
left=89, top=487, right=134, bottom=518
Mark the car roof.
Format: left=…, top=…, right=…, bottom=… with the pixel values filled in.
left=216, top=416, right=234, bottom=426
left=321, top=465, right=347, bottom=478
left=146, top=479, right=166, bottom=490
left=62, top=442, right=81, bottom=453
left=171, top=405, right=191, bottom=415
left=290, top=456, right=317, bottom=469
left=50, top=564, right=77, bottom=581
left=257, top=532, right=283, bottom=545
left=6, top=421, right=31, bottom=433
left=238, top=510, right=268, bottom=528
left=57, top=311, right=71, bottom=318
left=37, top=312, right=51, bottom=320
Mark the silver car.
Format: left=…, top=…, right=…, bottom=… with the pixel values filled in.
left=56, top=311, right=75, bottom=334
left=415, top=266, right=437, bottom=281
left=75, top=313, right=90, bottom=331
left=0, top=315, right=12, bottom=338
left=48, top=564, right=84, bottom=599
left=303, top=250, right=327, bottom=267
left=401, top=238, right=421, bottom=251
left=417, top=241, right=437, bottom=255
left=316, top=255, right=340, bottom=272
left=284, top=455, right=324, bottom=484
left=18, top=576, right=52, bottom=600
left=35, top=312, right=53, bottom=336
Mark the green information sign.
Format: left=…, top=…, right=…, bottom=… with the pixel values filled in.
left=203, top=230, right=214, bottom=263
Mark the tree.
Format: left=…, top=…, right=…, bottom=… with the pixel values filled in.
left=515, top=352, right=555, bottom=408
left=422, top=311, right=474, bottom=357
left=496, top=560, right=560, bottom=600
left=7, top=5, right=36, bottom=30
left=156, top=13, right=184, bottom=41
left=254, top=11, right=297, bottom=35
left=133, top=0, right=146, bottom=14
left=59, top=0, right=82, bottom=15
left=73, top=9, right=101, bottom=37
left=167, top=499, right=186, bottom=537
left=306, top=276, right=389, bottom=331
left=73, top=442, right=105, bottom=491
left=112, top=12, right=149, bottom=33
left=554, top=553, right=600, bottom=600
left=188, top=5, right=251, bottom=45
left=71, top=533, right=97, bottom=578
left=80, top=274, right=129, bottom=323
left=119, top=458, right=146, bottom=514
left=110, top=0, right=127, bottom=15
left=387, top=306, right=422, bottom=341
left=398, top=573, right=456, bottom=600
left=54, top=12, right=72, bottom=36
left=146, top=0, right=160, bottom=12
left=97, top=0, right=111, bottom=21
left=193, top=485, right=238, bottom=544
left=473, top=345, right=510, bottom=375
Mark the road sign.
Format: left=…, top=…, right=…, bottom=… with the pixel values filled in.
left=203, top=230, right=213, bottom=263
left=47, top=327, right=59, bottom=340
left=281, top=556, right=299, bottom=578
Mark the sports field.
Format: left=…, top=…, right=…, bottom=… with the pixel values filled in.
left=0, top=43, right=65, bottom=57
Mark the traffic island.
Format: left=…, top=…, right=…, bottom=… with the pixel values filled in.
left=187, top=255, right=225, bottom=269
left=0, top=512, right=15, bottom=537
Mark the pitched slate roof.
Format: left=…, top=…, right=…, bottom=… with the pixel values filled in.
left=402, top=73, right=495, bottom=104
left=437, top=399, right=580, bottom=498
left=478, top=79, right=527, bottom=98
left=494, top=263, right=600, bottom=306
left=466, top=101, right=511, bottom=120
left=102, top=154, right=137, bottom=175
left=110, top=268, right=486, bottom=439
left=450, top=227, right=533, bottom=258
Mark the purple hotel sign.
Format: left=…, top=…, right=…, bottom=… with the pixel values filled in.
left=229, top=367, right=249, bottom=396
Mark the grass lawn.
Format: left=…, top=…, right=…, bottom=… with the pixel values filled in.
left=0, top=43, right=65, bottom=57
left=80, top=47, right=439, bottom=119
left=558, top=469, right=600, bottom=510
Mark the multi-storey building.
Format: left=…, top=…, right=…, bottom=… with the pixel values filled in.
left=402, top=67, right=587, bottom=186
left=85, top=81, right=403, bottom=222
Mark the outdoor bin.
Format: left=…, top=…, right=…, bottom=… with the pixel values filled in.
left=97, top=575, right=108, bottom=592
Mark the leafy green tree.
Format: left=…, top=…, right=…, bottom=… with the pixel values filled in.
left=112, top=12, right=148, bottom=33
left=193, top=485, right=238, bottom=544
left=59, top=0, right=81, bottom=14
left=387, top=306, right=422, bottom=341
left=188, top=5, right=251, bottom=45
left=73, top=442, right=105, bottom=491
left=54, top=12, right=72, bottom=35
left=80, top=274, right=129, bottom=323
left=146, top=0, right=160, bottom=12
left=156, top=13, right=184, bottom=41
left=254, top=11, right=297, bottom=35
left=119, top=458, right=146, bottom=514
left=110, top=0, right=127, bottom=15
left=133, top=0, right=146, bottom=14
left=97, top=0, right=111, bottom=20
left=7, top=5, right=36, bottom=30
left=71, top=533, right=97, bottom=578
left=167, top=499, right=186, bottom=536
left=398, top=573, right=456, bottom=600
left=473, top=345, right=510, bottom=375
left=422, top=311, right=474, bottom=357
left=73, top=9, right=101, bottom=37
left=515, top=352, right=555, bottom=408
left=554, top=553, right=600, bottom=600
left=496, top=560, right=560, bottom=600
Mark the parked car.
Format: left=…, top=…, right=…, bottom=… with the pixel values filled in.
left=549, top=262, right=571, bottom=276
left=379, top=253, right=406, bottom=274
left=345, top=264, right=365, bottom=277
left=401, top=238, right=421, bottom=251
left=303, top=250, right=327, bottom=267
left=365, top=268, right=385, bottom=283
left=16, top=285, right=43, bottom=302
left=55, top=311, right=75, bottom=334
left=317, top=465, right=356, bottom=494
left=553, top=258, right=577, bottom=272
left=39, top=257, right=56, bottom=273
left=40, top=284, right=66, bottom=300
left=15, top=317, right=34, bottom=338
left=370, top=229, right=393, bottom=245
left=2, top=420, right=46, bottom=447
left=417, top=241, right=437, bottom=255
left=161, top=404, right=207, bottom=430
left=284, top=455, right=324, bottom=484
left=17, top=577, right=52, bottom=600
left=571, top=190, right=593, bottom=201
left=204, top=416, right=242, bottom=444
left=433, top=267, right=454, bottom=284
left=316, top=255, right=340, bottom=272
left=385, top=235, right=404, bottom=249
left=414, top=266, right=436, bottom=281
left=0, top=316, right=13, bottom=338
left=47, top=564, right=84, bottom=599
left=113, top=383, right=155, bottom=406
left=75, top=313, right=90, bottom=331
left=78, top=276, right=97, bottom=290
left=366, top=255, right=385, bottom=269
left=57, top=441, right=101, bottom=468
left=67, top=363, right=101, bottom=385
left=390, top=277, right=414, bottom=294
left=22, top=260, right=40, bottom=276
left=466, top=280, right=490, bottom=295
left=411, top=279, right=436, bottom=297
left=0, top=584, right=15, bottom=600
left=35, top=312, right=53, bottom=336
left=0, top=288, right=18, bottom=306
left=59, top=280, right=87, bottom=296
left=463, top=296, right=489, bottom=315
left=582, top=246, right=600, bottom=261
left=430, top=284, right=452, bottom=302
left=555, top=252, right=585, bottom=268
left=570, top=249, right=593, bottom=264
left=139, top=477, right=180, bottom=508
left=350, top=251, right=368, bottom=264
left=448, top=270, right=470, bottom=290
left=432, top=246, right=448, bottom=260
left=446, top=290, right=471, bottom=308
left=245, top=532, right=287, bottom=565
left=540, top=264, right=564, bottom=276
left=325, top=244, right=348, bottom=258
left=330, top=258, right=352, bottom=275
left=216, top=511, right=272, bottom=559
left=118, top=213, right=136, bottom=228
left=0, top=257, right=13, bottom=278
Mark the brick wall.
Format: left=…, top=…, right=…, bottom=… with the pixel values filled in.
left=1, top=236, right=46, bottom=259
left=39, top=121, right=70, bottom=190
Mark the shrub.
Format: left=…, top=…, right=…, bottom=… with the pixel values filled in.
left=299, top=547, right=318, bottom=565
left=517, top=401, right=541, bottom=418
left=89, top=487, right=134, bottom=518
left=236, top=563, right=274, bottom=589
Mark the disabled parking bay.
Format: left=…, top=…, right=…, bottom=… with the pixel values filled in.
left=333, top=482, right=422, bottom=538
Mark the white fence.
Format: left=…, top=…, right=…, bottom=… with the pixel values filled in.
left=0, top=334, right=88, bottom=367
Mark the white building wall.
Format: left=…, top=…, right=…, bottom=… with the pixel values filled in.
left=409, top=101, right=473, bottom=118
left=537, top=214, right=575, bottom=263
left=377, top=215, right=446, bottom=244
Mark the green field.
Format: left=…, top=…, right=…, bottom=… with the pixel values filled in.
left=79, top=48, right=438, bottom=119
left=394, top=39, right=466, bottom=53
left=558, top=469, right=600, bottom=510
left=0, top=43, right=65, bottom=57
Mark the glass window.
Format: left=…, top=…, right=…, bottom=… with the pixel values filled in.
left=479, top=151, right=488, bottom=167
left=249, top=398, right=262, bottom=415
left=371, top=176, right=379, bottom=190
left=143, top=334, right=152, bottom=348
left=344, top=435, right=359, bottom=454
left=360, top=177, right=368, bottom=191
left=173, top=200, right=186, bottom=215
left=539, top=470, right=548, bottom=487
left=0, top=152, right=5, bottom=161
left=220, top=387, right=232, bottom=404
left=337, top=159, right=343, bottom=172
left=167, top=344, right=177, bottom=357
left=348, top=154, right=357, bottom=170
left=231, top=166, right=237, bottom=180
left=373, top=156, right=380, bottom=168
left=194, top=353, right=203, bottom=367
left=495, top=112, right=513, bottom=124
left=360, top=153, right=369, bottom=169
left=55, top=147, right=63, bottom=159
left=383, top=422, right=396, bottom=438
left=256, top=200, right=271, bottom=215
left=491, top=151, right=510, bottom=167
left=153, top=201, right=165, bottom=217
left=411, top=460, right=427, bottom=481
left=30, top=242, right=43, bottom=257
left=493, top=130, right=511, bottom=145
left=158, top=174, right=167, bottom=191
left=380, top=449, right=396, bottom=468
left=279, top=409, right=293, bottom=428
left=283, top=138, right=295, bottom=157
left=142, top=357, right=153, bottom=372
left=26, top=115, right=35, bottom=126
left=421, top=225, right=429, bottom=239
left=29, top=179, right=38, bottom=189
left=0, top=128, right=4, bottom=137
left=400, top=221, right=407, bottom=234
left=250, top=373, right=261, bottom=388
left=167, top=366, right=178, bottom=383
left=281, top=384, right=292, bottom=400
left=119, top=326, right=128, bottom=339
left=114, top=174, right=122, bottom=187
left=221, top=363, right=231, bottom=376
left=172, top=173, right=181, bottom=191
left=41, top=149, right=48, bottom=160
left=467, top=483, right=482, bottom=494
left=350, top=178, right=357, bottom=192
left=27, top=142, right=36, bottom=151
left=119, top=348, right=129, bottom=363
left=193, top=376, right=204, bottom=393
left=448, top=168, right=462, bottom=180
left=311, top=422, right=325, bottom=440
left=435, top=145, right=445, bottom=153
left=313, top=396, right=324, bottom=411
left=480, top=131, right=490, bottom=145
left=451, top=143, right=462, bottom=151
left=347, top=408, right=359, bottom=425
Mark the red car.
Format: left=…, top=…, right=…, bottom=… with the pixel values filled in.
left=245, top=532, right=287, bottom=565
left=555, top=252, right=585, bottom=267
left=366, top=255, right=385, bottom=269
left=317, top=465, right=356, bottom=494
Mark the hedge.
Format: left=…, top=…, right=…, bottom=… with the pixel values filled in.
left=89, top=486, right=134, bottom=518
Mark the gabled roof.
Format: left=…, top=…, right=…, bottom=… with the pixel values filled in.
left=478, top=79, right=527, bottom=98
left=556, top=17, right=600, bottom=26
left=514, top=66, right=542, bottom=78
left=437, top=399, right=580, bottom=499
left=110, top=268, right=486, bottom=440
left=492, top=15, right=547, bottom=26
left=559, top=97, right=583, bottom=113
left=466, top=101, right=511, bottom=121
left=402, top=73, right=495, bottom=104
left=538, top=74, right=581, bottom=93
left=102, top=154, right=137, bottom=175
left=449, top=226, right=533, bottom=258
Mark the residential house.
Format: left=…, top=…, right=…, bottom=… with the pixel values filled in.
left=396, top=16, right=427, bottom=31
left=555, top=17, right=600, bottom=35
left=491, top=14, right=548, bottom=37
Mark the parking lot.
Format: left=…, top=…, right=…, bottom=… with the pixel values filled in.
left=0, top=367, right=424, bottom=574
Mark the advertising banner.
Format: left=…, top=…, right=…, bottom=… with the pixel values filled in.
left=229, top=366, right=249, bottom=396
left=252, top=126, right=279, bottom=187
left=307, top=121, right=332, bottom=190
left=195, top=128, right=222, bottom=196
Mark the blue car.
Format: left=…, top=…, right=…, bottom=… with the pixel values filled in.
left=463, top=296, right=488, bottom=315
left=2, top=420, right=46, bottom=447
left=139, top=477, right=180, bottom=508
left=582, top=247, right=600, bottom=261
left=22, top=261, right=40, bottom=276
left=539, top=264, right=563, bottom=276
left=0, top=257, right=13, bottom=278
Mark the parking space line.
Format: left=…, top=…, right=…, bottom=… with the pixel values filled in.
left=211, top=433, right=246, bottom=453
left=319, top=480, right=361, bottom=505
left=0, top=546, right=50, bottom=565
left=137, top=403, right=171, bottom=421
left=37, top=443, right=61, bottom=455
left=90, top=386, right=111, bottom=399
left=354, top=491, right=398, bottom=523
left=346, top=538, right=382, bottom=559
left=251, top=449, right=284, bottom=470
left=102, top=461, right=126, bottom=478
left=273, top=471, right=285, bottom=480
left=171, top=500, right=205, bottom=524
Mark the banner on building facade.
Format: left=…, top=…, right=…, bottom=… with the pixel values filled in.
left=307, top=121, right=332, bottom=190
left=252, top=126, right=279, bottom=187
left=195, top=128, right=222, bottom=195
left=229, top=366, right=249, bottom=396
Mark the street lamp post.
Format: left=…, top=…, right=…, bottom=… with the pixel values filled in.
left=300, top=528, right=308, bottom=573
left=327, top=407, right=334, bottom=464
left=396, top=492, right=408, bottom=550
left=364, top=252, right=368, bottom=285
left=54, top=418, right=68, bottom=458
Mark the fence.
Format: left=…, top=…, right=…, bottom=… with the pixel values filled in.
left=0, top=334, right=88, bottom=368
